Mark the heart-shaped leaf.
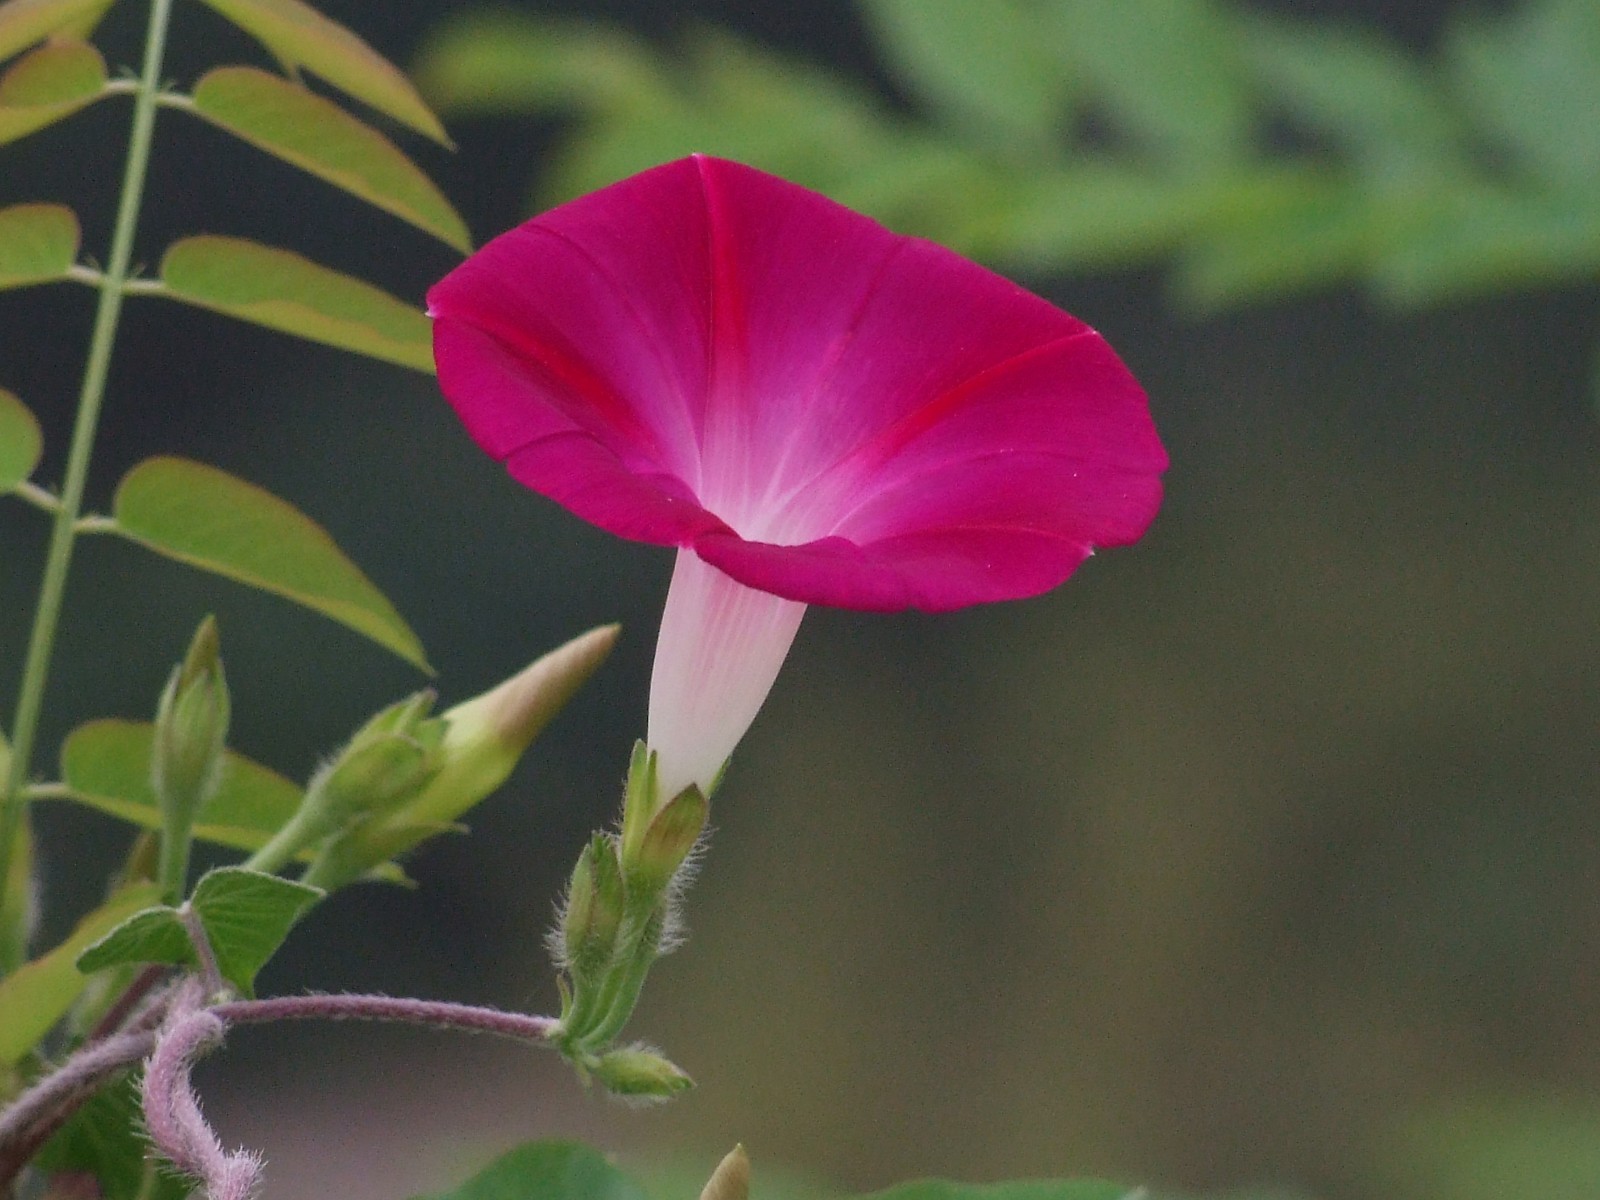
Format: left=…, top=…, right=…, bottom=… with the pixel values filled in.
left=59, top=718, right=305, bottom=852
left=78, top=867, right=321, bottom=997
left=193, top=0, right=449, bottom=144
left=0, top=202, right=78, bottom=289
left=412, top=1142, right=652, bottom=1200
left=190, top=67, right=468, bottom=251
left=0, top=385, right=42, bottom=490
left=0, top=0, right=113, bottom=64
left=0, top=882, right=163, bottom=1066
left=0, top=38, right=107, bottom=145
left=109, top=456, right=429, bottom=669
left=156, top=235, right=434, bottom=371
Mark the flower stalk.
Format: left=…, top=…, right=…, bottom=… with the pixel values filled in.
left=0, top=0, right=179, bottom=962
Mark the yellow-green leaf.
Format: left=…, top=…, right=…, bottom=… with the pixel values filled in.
left=0, top=202, right=78, bottom=289
left=110, top=456, right=430, bottom=669
left=192, top=0, right=449, bottom=144
left=0, top=0, right=113, bottom=65
left=156, top=235, right=433, bottom=371
left=0, top=38, right=107, bottom=145
left=0, top=386, right=42, bottom=490
left=58, top=718, right=305, bottom=852
left=190, top=67, right=468, bottom=251
left=0, top=881, right=162, bottom=1066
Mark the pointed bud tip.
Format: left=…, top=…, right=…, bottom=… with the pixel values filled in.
left=700, top=1145, right=751, bottom=1200
left=180, top=614, right=222, bottom=683
left=592, top=1046, right=694, bottom=1100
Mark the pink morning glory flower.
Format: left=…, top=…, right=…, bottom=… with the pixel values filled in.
left=428, top=156, right=1166, bottom=801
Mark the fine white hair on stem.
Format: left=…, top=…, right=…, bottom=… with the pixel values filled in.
left=140, top=981, right=263, bottom=1200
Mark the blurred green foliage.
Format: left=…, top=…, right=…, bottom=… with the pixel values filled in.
left=413, top=0, right=1600, bottom=315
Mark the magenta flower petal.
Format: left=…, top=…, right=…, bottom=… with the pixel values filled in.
left=429, top=155, right=1165, bottom=610
left=430, top=155, right=1167, bottom=793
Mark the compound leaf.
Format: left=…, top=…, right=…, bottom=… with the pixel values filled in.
left=109, top=456, right=429, bottom=669
left=156, top=235, right=434, bottom=371
left=0, top=202, right=78, bottom=289
left=0, top=0, right=113, bottom=65
left=190, top=66, right=468, bottom=251
left=0, top=386, right=42, bottom=490
left=193, top=0, right=450, bottom=144
left=0, top=37, right=108, bottom=145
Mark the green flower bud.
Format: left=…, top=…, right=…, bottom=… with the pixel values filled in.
left=591, top=1045, right=694, bottom=1099
left=396, top=625, right=619, bottom=830
left=152, top=617, right=230, bottom=898
left=300, top=627, right=618, bottom=890
left=153, top=616, right=230, bottom=838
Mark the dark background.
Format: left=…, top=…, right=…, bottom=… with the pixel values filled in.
left=3, top=2, right=1599, bottom=1198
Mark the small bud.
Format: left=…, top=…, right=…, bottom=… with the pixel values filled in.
left=700, top=1147, right=751, bottom=1200
left=591, top=1045, right=694, bottom=1099
left=304, top=628, right=618, bottom=890
left=152, top=617, right=230, bottom=898
left=561, top=835, right=625, bottom=976
left=625, top=787, right=708, bottom=898
left=397, top=625, right=619, bottom=830
left=152, top=616, right=230, bottom=838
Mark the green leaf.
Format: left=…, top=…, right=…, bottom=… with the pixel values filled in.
left=0, top=38, right=108, bottom=145
left=1048, top=0, right=1252, bottom=170
left=1371, top=186, right=1600, bottom=306
left=861, top=1183, right=1138, bottom=1200
left=0, top=882, right=162, bottom=1066
left=36, top=1078, right=191, bottom=1200
left=1173, top=181, right=1395, bottom=310
left=1445, top=0, right=1600, bottom=193
left=860, top=0, right=1072, bottom=147
left=541, top=29, right=896, bottom=207
left=193, top=0, right=450, bottom=144
left=78, top=868, right=321, bottom=996
left=189, top=867, right=321, bottom=995
left=156, top=235, right=434, bottom=371
left=1234, top=12, right=1464, bottom=179
left=0, top=0, right=113, bottom=64
left=0, top=385, right=42, bottom=490
left=0, top=201, right=78, bottom=289
left=109, top=456, right=430, bottom=669
left=412, top=1141, right=652, bottom=1200
left=74, top=907, right=192, bottom=977
left=413, top=11, right=668, bottom=117
left=190, top=67, right=469, bottom=251
left=59, top=718, right=305, bottom=852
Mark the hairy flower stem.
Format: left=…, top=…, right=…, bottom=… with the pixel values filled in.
left=0, top=1029, right=159, bottom=1186
left=0, top=986, right=557, bottom=1193
left=0, top=0, right=178, bottom=960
